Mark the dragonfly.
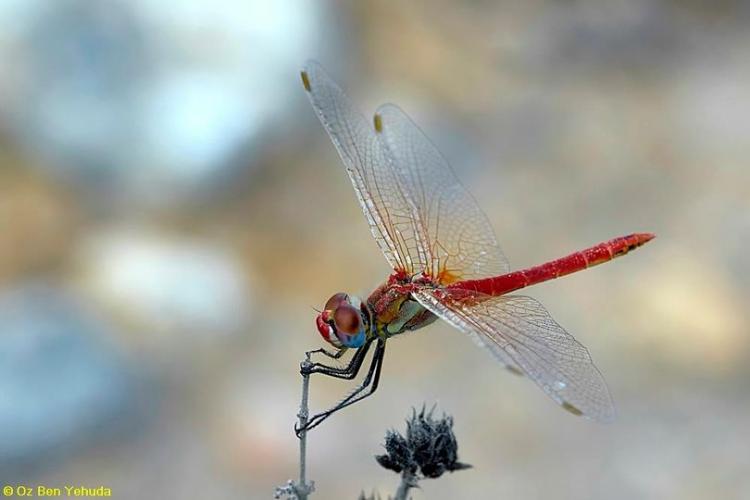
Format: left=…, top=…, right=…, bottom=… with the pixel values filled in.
left=297, top=60, right=654, bottom=435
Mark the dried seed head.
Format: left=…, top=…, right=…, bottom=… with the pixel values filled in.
left=375, top=405, right=471, bottom=480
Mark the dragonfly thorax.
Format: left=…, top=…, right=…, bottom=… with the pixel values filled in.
left=367, top=277, right=438, bottom=337
left=315, top=292, right=370, bottom=348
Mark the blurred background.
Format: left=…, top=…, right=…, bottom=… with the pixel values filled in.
left=0, top=0, right=748, bottom=498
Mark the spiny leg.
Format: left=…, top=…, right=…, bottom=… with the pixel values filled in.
left=306, top=346, right=348, bottom=360
left=296, top=339, right=386, bottom=436
left=301, top=338, right=373, bottom=380
left=302, top=339, right=371, bottom=378
left=299, top=340, right=386, bottom=434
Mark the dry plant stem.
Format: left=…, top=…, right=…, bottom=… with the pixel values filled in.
left=295, top=355, right=314, bottom=499
left=394, top=471, right=418, bottom=500
left=273, top=355, right=315, bottom=499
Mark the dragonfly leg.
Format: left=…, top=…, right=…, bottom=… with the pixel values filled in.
left=306, top=347, right=348, bottom=360
left=301, top=339, right=372, bottom=379
left=296, top=339, right=386, bottom=436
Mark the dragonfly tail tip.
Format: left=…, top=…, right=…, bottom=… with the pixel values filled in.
left=639, top=232, right=656, bottom=244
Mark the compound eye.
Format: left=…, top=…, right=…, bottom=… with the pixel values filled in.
left=324, top=292, right=349, bottom=311
left=333, top=304, right=362, bottom=335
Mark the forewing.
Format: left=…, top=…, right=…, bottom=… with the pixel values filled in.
left=414, top=290, right=615, bottom=422
left=375, top=104, right=509, bottom=282
left=301, top=61, right=419, bottom=272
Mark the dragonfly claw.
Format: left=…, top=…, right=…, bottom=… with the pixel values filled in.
left=300, top=359, right=314, bottom=376
left=294, top=422, right=302, bottom=437
left=294, top=421, right=310, bottom=438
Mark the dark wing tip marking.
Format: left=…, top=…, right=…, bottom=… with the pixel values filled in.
left=507, top=366, right=524, bottom=377
left=562, top=401, right=583, bottom=416
left=373, top=113, right=383, bottom=133
left=300, top=71, right=311, bottom=92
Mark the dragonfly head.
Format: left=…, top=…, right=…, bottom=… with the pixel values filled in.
left=316, top=292, right=368, bottom=348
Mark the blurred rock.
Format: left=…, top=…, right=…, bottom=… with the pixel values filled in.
left=0, top=164, right=80, bottom=284
left=0, top=284, right=139, bottom=472
left=0, top=0, right=322, bottom=207
left=626, top=249, right=746, bottom=373
left=76, top=229, right=254, bottom=346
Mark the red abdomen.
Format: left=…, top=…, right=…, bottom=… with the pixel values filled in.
left=448, top=233, right=654, bottom=296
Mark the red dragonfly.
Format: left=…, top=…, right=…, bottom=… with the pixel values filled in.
left=297, top=61, right=653, bottom=434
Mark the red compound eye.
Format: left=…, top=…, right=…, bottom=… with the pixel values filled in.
left=333, top=304, right=362, bottom=335
left=324, top=292, right=349, bottom=311
left=316, top=313, right=339, bottom=346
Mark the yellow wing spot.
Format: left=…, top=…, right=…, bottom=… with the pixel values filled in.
left=374, top=113, right=383, bottom=133
left=507, top=366, right=524, bottom=377
left=435, top=267, right=461, bottom=285
left=562, top=401, right=583, bottom=416
left=300, top=71, right=311, bottom=92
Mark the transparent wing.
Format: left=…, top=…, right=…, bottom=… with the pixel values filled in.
left=375, top=104, right=509, bottom=282
left=301, top=61, right=418, bottom=272
left=302, top=60, right=508, bottom=279
left=414, top=289, right=615, bottom=422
